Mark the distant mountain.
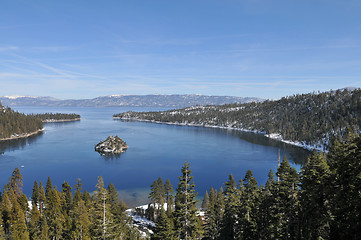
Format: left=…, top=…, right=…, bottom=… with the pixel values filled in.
left=0, top=94, right=263, bottom=108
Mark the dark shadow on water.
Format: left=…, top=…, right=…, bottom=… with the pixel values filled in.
left=0, top=132, right=44, bottom=154
left=44, top=121, right=81, bottom=128
left=228, top=130, right=311, bottom=165
left=98, top=153, right=123, bottom=161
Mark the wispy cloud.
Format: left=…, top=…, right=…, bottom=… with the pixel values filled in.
left=0, top=46, right=19, bottom=52
left=30, top=46, right=75, bottom=52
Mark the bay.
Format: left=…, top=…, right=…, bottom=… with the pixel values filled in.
left=0, top=106, right=310, bottom=207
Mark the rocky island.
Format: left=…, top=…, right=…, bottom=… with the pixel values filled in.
left=95, top=136, right=128, bottom=154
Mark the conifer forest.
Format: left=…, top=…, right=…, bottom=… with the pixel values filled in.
left=116, top=89, right=361, bottom=148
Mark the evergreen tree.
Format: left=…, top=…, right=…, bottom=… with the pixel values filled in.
left=0, top=215, right=5, bottom=239
left=38, top=182, right=46, bottom=217
left=174, top=162, right=202, bottom=239
left=31, top=181, right=39, bottom=208
left=61, top=181, right=73, bottom=214
left=0, top=191, right=11, bottom=238
left=90, top=176, right=116, bottom=239
left=152, top=208, right=176, bottom=240
left=275, top=156, right=300, bottom=239
left=107, top=182, right=128, bottom=238
left=164, top=179, right=174, bottom=215
left=73, top=178, right=83, bottom=205
left=327, top=135, right=361, bottom=239
left=238, top=170, right=259, bottom=239
left=45, top=177, right=53, bottom=198
left=201, top=191, right=210, bottom=210
left=6, top=168, right=23, bottom=198
left=221, top=174, right=239, bottom=239
left=45, top=187, right=65, bottom=240
left=203, top=187, right=221, bottom=240
left=9, top=199, right=29, bottom=240
left=28, top=202, right=41, bottom=240
left=71, top=199, right=91, bottom=240
left=300, top=150, right=331, bottom=239
left=256, top=169, right=278, bottom=239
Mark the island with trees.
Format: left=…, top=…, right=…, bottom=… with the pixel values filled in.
left=95, top=136, right=128, bottom=154
left=32, top=113, right=81, bottom=123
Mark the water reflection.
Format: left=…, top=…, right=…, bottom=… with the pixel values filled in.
left=227, top=130, right=311, bottom=165
left=0, top=132, right=43, bottom=154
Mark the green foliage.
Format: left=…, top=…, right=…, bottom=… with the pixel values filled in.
left=32, top=112, right=80, bottom=121
left=174, top=162, right=203, bottom=239
left=0, top=169, right=145, bottom=240
left=300, top=150, right=331, bottom=239
left=152, top=208, right=176, bottom=240
left=0, top=103, right=43, bottom=139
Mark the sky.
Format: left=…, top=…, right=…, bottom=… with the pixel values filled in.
left=0, top=0, right=361, bottom=100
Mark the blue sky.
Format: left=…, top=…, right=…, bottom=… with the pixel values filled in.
left=0, top=0, right=360, bottom=100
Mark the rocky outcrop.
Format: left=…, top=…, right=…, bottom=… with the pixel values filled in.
left=95, top=136, right=128, bottom=154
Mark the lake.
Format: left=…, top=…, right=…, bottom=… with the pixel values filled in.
left=0, top=106, right=310, bottom=206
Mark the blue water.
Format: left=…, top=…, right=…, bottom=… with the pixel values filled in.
left=0, top=107, right=310, bottom=206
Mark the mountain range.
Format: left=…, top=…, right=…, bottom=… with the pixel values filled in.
left=0, top=94, right=263, bottom=108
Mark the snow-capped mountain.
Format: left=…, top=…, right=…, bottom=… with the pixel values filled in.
left=0, top=94, right=263, bottom=108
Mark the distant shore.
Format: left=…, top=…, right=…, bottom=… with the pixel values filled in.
left=42, top=118, right=81, bottom=123
left=0, top=129, right=45, bottom=141
left=116, top=117, right=324, bottom=151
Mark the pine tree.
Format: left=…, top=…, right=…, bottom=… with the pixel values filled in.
left=327, top=135, right=361, bottom=239
left=0, top=191, right=12, bottom=237
left=201, top=191, right=210, bottom=210
left=71, top=199, right=91, bottom=240
left=6, top=168, right=23, bottom=198
left=61, top=181, right=73, bottom=214
left=174, top=161, right=202, bottom=239
left=164, top=179, right=174, bottom=215
left=300, top=150, right=331, bottom=239
left=45, top=177, right=53, bottom=198
left=45, top=187, right=65, bottom=240
left=221, top=174, right=239, bottom=239
left=204, top=187, right=220, bottom=240
left=73, top=178, right=83, bottom=205
left=90, top=176, right=116, bottom=239
left=107, top=182, right=128, bottom=238
left=238, top=170, right=259, bottom=239
left=256, top=169, right=278, bottom=239
left=38, top=182, right=46, bottom=217
left=0, top=215, right=5, bottom=239
left=28, top=202, right=41, bottom=239
left=9, top=199, right=29, bottom=240
left=31, top=180, right=39, bottom=208
left=275, top=156, right=300, bottom=239
left=152, top=208, right=176, bottom=240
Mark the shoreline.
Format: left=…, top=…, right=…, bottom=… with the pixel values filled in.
left=115, top=117, right=324, bottom=152
left=0, top=128, right=45, bottom=141
left=42, top=118, right=81, bottom=123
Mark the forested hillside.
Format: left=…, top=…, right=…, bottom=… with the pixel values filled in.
left=0, top=103, right=43, bottom=139
left=115, top=89, right=361, bottom=148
